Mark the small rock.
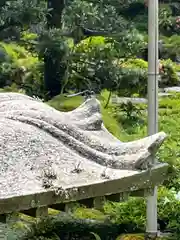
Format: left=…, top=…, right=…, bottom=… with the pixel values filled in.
left=164, top=86, right=180, bottom=93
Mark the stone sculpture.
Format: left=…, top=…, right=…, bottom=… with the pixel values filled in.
left=0, top=92, right=167, bottom=198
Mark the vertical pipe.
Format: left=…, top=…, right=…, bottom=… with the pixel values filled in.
left=146, top=0, right=159, bottom=238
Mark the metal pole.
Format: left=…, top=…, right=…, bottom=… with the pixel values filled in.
left=146, top=0, right=159, bottom=238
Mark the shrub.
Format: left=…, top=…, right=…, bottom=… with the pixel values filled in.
left=22, top=62, right=45, bottom=99
left=65, top=32, right=146, bottom=95
left=0, top=61, right=14, bottom=87
left=123, top=59, right=148, bottom=69
left=170, top=3, right=180, bottom=16
left=159, top=7, right=179, bottom=36
left=159, top=8, right=174, bottom=36
left=121, top=58, right=179, bottom=92
left=118, top=66, right=147, bottom=97
left=175, top=64, right=180, bottom=72
left=133, top=14, right=148, bottom=32
left=104, top=187, right=180, bottom=233
left=10, top=214, right=141, bottom=240
left=7, top=187, right=179, bottom=239
left=161, top=59, right=179, bottom=86
left=20, top=30, right=38, bottom=52
left=120, top=0, right=146, bottom=19
left=0, top=42, right=43, bottom=97
left=161, top=35, right=180, bottom=61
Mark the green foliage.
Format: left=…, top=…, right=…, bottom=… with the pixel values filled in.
left=20, top=31, right=38, bottom=52
left=119, top=102, right=141, bottom=120
left=122, top=58, right=179, bottom=91
left=159, top=7, right=180, bottom=36
left=124, top=59, right=148, bottom=69
left=170, top=2, right=180, bottom=16
left=118, top=59, right=148, bottom=96
left=101, top=107, right=123, bottom=140
left=0, top=41, right=39, bottom=66
left=104, top=198, right=145, bottom=230
left=7, top=187, right=179, bottom=239
left=104, top=187, right=180, bottom=233
left=74, top=207, right=106, bottom=221
left=0, top=0, right=179, bottom=99
left=64, top=32, right=146, bottom=95
left=63, top=0, right=100, bottom=30
left=90, top=232, right=101, bottom=240
left=38, top=29, right=69, bottom=60
left=47, top=94, right=83, bottom=112
left=66, top=36, right=122, bottom=93
left=0, top=0, right=47, bottom=28
left=22, top=62, right=45, bottom=98
left=13, top=213, right=136, bottom=240
left=119, top=0, right=146, bottom=19
left=175, top=64, right=180, bottom=72
left=159, top=8, right=174, bottom=35
left=161, top=59, right=179, bottom=86
left=0, top=61, right=14, bottom=87
left=133, top=14, right=148, bottom=32
left=0, top=41, right=44, bottom=96
left=161, top=35, right=180, bottom=61
left=62, top=0, right=134, bottom=35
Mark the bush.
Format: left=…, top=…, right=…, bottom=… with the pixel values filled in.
left=7, top=187, right=179, bottom=239
left=0, top=61, right=15, bottom=87
left=120, top=0, right=146, bottom=19
left=10, top=213, right=141, bottom=240
left=0, top=42, right=44, bottom=97
left=104, top=187, right=180, bottom=233
left=170, top=3, right=180, bottom=16
left=22, top=62, right=45, bottom=99
left=159, top=7, right=180, bottom=36
left=65, top=33, right=146, bottom=95
left=161, top=35, right=180, bottom=61
left=123, top=59, right=148, bottom=69
left=121, top=58, right=179, bottom=92
left=20, top=30, right=38, bottom=52
left=133, top=14, right=148, bottom=32
left=159, top=8, right=174, bottom=36
left=161, top=59, right=179, bottom=86
left=118, top=66, right=147, bottom=97
left=175, top=64, right=180, bottom=72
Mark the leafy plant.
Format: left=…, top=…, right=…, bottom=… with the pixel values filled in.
left=162, top=35, right=180, bottom=61
left=159, top=8, right=174, bottom=35
left=120, top=102, right=141, bottom=120
left=104, top=187, right=180, bottom=234
left=161, top=59, right=179, bottom=86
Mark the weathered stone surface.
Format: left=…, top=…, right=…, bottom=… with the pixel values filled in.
left=0, top=92, right=167, bottom=200
left=111, top=93, right=172, bottom=105
left=111, top=96, right=147, bottom=104
left=0, top=163, right=169, bottom=214
left=164, top=86, right=180, bottom=93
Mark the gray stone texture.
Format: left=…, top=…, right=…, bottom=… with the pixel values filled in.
left=0, top=93, right=166, bottom=199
